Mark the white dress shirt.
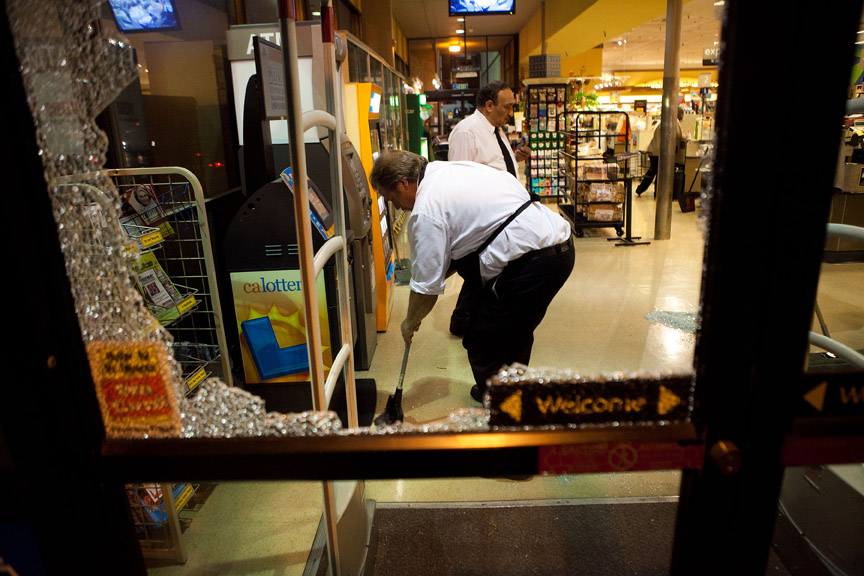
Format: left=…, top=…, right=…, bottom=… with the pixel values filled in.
left=447, top=110, right=518, bottom=173
left=408, top=161, right=571, bottom=295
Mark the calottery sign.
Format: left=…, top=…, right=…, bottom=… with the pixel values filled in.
left=86, top=341, right=180, bottom=437
left=230, top=270, right=331, bottom=384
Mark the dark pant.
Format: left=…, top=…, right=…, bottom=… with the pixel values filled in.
left=450, top=275, right=480, bottom=333
left=462, top=239, right=575, bottom=387
left=636, top=154, right=658, bottom=194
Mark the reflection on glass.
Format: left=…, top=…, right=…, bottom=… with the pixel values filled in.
left=12, top=0, right=728, bottom=443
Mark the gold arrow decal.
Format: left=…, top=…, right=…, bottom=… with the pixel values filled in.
left=804, top=380, right=828, bottom=412
left=500, top=391, right=522, bottom=423
left=658, top=385, right=682, bottom=416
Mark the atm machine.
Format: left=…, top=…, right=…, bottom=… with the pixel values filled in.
left=306, top=137, right=377, bottom=370
left=225, top=22, right=378, bottom=371
left=344, top=82, right=395, bottom=332
left=220, top=23, right=376, bottom=416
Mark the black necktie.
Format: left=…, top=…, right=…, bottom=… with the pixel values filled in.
left=494, top=128, right=517, bottom=177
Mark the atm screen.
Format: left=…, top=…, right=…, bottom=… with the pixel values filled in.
left=369, top=91, right=381, bottom=115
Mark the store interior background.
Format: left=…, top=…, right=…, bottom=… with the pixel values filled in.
left=80, top=0, right=864, bottom=574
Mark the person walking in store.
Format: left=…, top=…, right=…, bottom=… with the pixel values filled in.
left=446, top=81, right=531, bottom=337
left=635, top=106, right=686, bottom=196
left=369, top=150, right=573, bottom=403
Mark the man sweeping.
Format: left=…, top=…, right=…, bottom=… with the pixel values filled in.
left=369, top=150, right=573, bottom=403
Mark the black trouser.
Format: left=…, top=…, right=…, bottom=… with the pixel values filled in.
left=636, top=154, right=659, bottom=193
left=462, top=239, right=575, bottom=387
left=450, top=275, right=479, bottom=331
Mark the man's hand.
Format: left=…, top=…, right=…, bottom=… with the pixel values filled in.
left=515, top=145, right=531, bottom=163
left=402, top=291, right=438, bottom=345
left=401, top=317, right=420, bottom=345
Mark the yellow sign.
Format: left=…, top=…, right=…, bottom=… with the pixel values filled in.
left=139, top=230, right=164, bottom=248
left=185, top=366, right=207, bottom=391
left=86, top=341, right=180, bottom=437
left=176, top=295, right=197, bottom=315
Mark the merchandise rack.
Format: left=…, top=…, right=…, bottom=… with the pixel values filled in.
left=562, top=111, right=650, bottom=246
left=524, top=79, right=569, bottom=199
left=125, top=482, right=199, bottom=562
left=108, top=167, right=232, bottom=392
left=52, top=166, right=229, bottom=563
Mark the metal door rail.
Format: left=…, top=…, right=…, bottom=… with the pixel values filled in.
left=279, top=3, right=360, bottom=575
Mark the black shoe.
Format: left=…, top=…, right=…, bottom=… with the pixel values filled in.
left=470, top=385, right=485, bottom=403
left=450, top=317, right=467, bottom=337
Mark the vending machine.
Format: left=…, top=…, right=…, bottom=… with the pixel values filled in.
left=344, top=82, right=395, bottom=332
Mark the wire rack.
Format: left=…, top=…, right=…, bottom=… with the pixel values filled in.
left=124, top=482, right=201, bottom=562
left=107, top=167, right=232, bottom=392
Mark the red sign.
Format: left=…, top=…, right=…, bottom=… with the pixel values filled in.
left=539, top=442, right=704, bottom=474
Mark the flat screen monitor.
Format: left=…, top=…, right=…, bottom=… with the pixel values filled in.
left=449, top=0, right=515, bottom=16
left=109, top=0, right=181, bottom=32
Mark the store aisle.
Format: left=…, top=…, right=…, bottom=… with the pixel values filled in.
left=361, top=192, right=706, bottom=427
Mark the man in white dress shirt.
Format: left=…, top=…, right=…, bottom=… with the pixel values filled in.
left=370, top=150, right=573, bottom=402
left=446, top=81, right=531, bottom=337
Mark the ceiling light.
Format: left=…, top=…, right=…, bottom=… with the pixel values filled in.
left=456, top=29, right=465, bottom=34
left=312, top=11, right=320, bottom=16
left=449, top=44, right=461, bottom=52
left=457, top=17, right=464, bottom=22
left=713, top=1, right=724, bottom=4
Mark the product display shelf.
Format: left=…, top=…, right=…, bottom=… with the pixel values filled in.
left=524, top=79, right=570, bottom=199
left=53, top=167, right=226, bottom=563
left=126, top=482, right=199, bottom=562
left=107, top=167, right=232, bottom=393
left=563, top=111, right=650, bottom=246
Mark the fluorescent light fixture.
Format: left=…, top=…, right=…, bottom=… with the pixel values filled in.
left=457, top=17, right=464, bottom=21
left=456, top=29, right=465, bottom=34
left=449, top=44, right=461, bottom=52
left=312, top=11, right=320, bottom=16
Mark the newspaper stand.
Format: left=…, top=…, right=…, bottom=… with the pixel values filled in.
left=107, top=167, right=233, bottom=393
left=54, top=166, right=230, bottom=562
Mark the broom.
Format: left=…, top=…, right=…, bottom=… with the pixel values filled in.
left=373, top=341, right=411, bottom=426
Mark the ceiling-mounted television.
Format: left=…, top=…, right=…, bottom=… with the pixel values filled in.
left=109, top=0, right=181, bottom=33
left=449, top=0, right=515, bottom=16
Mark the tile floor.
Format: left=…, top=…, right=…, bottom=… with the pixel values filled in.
left=146, top=187, right=864, bottom=575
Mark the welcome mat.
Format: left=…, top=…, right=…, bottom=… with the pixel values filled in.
left=362, top=498, right=678, bottom=576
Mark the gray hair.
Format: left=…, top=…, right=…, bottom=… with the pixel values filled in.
left=369, top=150, right=425, bottom=192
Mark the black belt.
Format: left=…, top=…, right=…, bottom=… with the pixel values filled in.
left=515, top=237, right=573, bottom=263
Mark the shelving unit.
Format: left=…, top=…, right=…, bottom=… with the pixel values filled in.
left=562, top=111, right=650, bottom=246
left=108, top=167, right=233, bottom=392
left=524, top=79, right=569, bottom=198
left=53, top=166, right=230, bottom=563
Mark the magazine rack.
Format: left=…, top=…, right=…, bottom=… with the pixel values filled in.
left=107, top=167, right=232, bottom=392
left=52, top=167, right=229, bottom=562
